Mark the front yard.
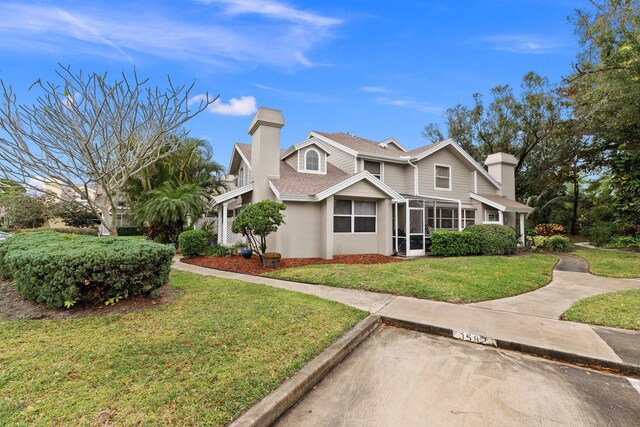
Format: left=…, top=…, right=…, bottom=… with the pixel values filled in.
left=0, top=270, right=365, bottom=426
left=266, top=254, right=558, bottom=303
left=562, top=289, right=640, bottom=331
left=573, top=247, right=640, bottom=278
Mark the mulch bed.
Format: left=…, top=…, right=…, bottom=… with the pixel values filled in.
left=0, top=280, right=184, bottom=321
left=184, top=253, right=404, bottom=275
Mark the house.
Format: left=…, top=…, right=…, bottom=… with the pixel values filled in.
left=212, top=107, right=532, bottom=258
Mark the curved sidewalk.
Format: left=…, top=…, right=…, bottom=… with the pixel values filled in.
left=469, top=255, right=640, bottom=319
left=172, top=259, right=640, bottom=375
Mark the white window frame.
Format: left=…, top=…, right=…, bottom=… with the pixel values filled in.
left=364, top=160, right=384, bottom=181
left=434, top=164, right=452, bottom=191
left=484, top=208, right=501, bottom=224
left=303, top=148, right=323, bottom=174
left=463, top=209, right=476, bottom=229
left=333, top=199, right=377, bottom=234
left=237, top=166, right=245, bottom=187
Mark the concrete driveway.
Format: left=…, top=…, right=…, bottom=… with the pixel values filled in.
left=277, top=326, right=640, bottom=427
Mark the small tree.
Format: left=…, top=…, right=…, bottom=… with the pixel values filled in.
left=231, top=200, right=286, bottom=260
left=53, top=201, right=99, bottom=228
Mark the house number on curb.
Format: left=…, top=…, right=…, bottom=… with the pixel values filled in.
left=452, top=331, right=497, bottom=346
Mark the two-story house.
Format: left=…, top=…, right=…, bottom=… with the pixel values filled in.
left=212, top=107, right=532, bottom=258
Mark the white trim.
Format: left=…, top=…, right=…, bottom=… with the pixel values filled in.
left=212, top=183, right=254, bottom=205
left=228, top=144, right=252, bottom=174
left=473, top=171, right=478, bottom=194
left=315, top=171, right=403, bottom=202
left=469, top=192, right=533, bottom=213
left=414, top=139, right=501, bottom=189
left=280, top=137, right=333, bottom=160
left=363, top=159, right=383, bottom=181
left=303, top=147, right=324, bottom=174
left=408, top=160, right=419, bottom=196
left=309, top=131, right=359, bottom=156
left=434, top=163, right=452, bottom=191
left=379, top=137, right=408, bottom=152
left=332, top=199, right=377, bottom=234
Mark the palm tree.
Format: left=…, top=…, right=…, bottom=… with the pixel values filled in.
left=134, top=181, right=206, bottom=243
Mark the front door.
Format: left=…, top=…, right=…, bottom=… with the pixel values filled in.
left=407, top=207, right=425, bottom=256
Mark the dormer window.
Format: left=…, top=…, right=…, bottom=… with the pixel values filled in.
left=304, top=149, right=320, bottom=172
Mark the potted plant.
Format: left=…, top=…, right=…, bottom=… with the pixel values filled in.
left=262, top=252, right=281, bottom=267
left=231, top=200, right=286, bottom=268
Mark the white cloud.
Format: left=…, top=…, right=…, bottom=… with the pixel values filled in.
left=374, top=97, right=442, bottom=115
left=191, top=95, right=257, bottom=116
left=0, top=2, right=343, bottom=70
left=360, top=86, right=391, bottom=93
left=482, top=34, right=559, bottom=54
left=196, top=0, right=342, bottom=27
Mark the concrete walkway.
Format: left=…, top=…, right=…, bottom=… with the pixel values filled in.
left=470, top=255, right=640, bottom=319
left=172, top=258, right=640, bottom=372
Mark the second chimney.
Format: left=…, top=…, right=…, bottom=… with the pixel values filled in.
left=485, top=152, right=517, bottom=200
left=248, top=107, right=285, bottom=201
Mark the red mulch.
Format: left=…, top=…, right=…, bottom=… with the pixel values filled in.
left=183, top=253, right=403, bottom=275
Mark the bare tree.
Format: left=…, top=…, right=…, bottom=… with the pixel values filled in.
left=0, top=65, right=216, bottom=235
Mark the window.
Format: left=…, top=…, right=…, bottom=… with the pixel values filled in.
left=463, top=209, right=476, bottom=228
left=434, top=165, right=451, bottom=190
left=364, top=160, right=382, bottom=180
left=237, top=166, right=245, bottom=187
left=305, top=149, right=320, bottom=171
left=485, top=209, right=500, bottom=223
left=333, top=199, right=376, bottom=233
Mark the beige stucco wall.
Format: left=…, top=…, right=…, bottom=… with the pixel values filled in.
left=332, top=197, right=392, bottom=256
left=274, top=201, right=323, bottom=258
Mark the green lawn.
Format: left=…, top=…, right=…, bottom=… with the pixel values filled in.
left=563, top=289, right=640, bottom=330
left=574, top=247, right=640, bottom=278
left=0, top=270, right=365, bottom=426
left=266, top=254, right=558, bottom=303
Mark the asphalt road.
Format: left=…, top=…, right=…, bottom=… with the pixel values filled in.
left=277, top=326, right=640, bottom=427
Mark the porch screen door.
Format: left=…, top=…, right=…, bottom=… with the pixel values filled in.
left=407, top=207, right=425, bottom=256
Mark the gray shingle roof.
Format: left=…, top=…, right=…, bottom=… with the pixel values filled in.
left=270, top=162, right=350, bottom=196
left=476, top=193, right=533, bottom=211
left=313, top=131, right=441, bottom=159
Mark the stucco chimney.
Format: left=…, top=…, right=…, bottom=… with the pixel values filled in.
left=248, top=107, right=285, bottom=201
left=485, top=152, right=517, bottom=200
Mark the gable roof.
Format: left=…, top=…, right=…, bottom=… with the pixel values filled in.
left=470, top=192, right=533, bottom=213
left=311, top=131, right=430, bottom=159
left=280, top=137, right=333, bottom=161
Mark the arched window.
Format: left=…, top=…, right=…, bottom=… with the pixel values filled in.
left=305, top=149, right=320, bottom=171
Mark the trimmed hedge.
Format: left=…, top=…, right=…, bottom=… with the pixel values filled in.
left=430, top=231, right=480, bottom=257
left=465, top=224, right=517, bottom=255
left=178, top=230, right=208, bottom=258
left=0, top=232, right=174, bottom=309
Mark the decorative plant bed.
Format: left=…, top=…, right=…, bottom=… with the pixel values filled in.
left=183, top=253, right=403, bottom=275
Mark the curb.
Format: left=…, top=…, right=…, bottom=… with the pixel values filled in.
left=382, top=317, right=640, bottom=378
left=229, top=315, right=381, bottom=427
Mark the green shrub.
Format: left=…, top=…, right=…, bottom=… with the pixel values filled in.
left=430, top=231, right=480, bottom=257
left=465, top=224, right=517, bottom=255
left=526, top=235, right=549, bottom=250
left=116, top=226, right=142, bottom=236
left=207, top=243, right=229, bottom=257
left=0, top=232, right=174, bottom=308
left=583, top=222, right=618, bottom=246
left=178, top=230, right=208, bottom=257
left=546, top=235, right=571, bottom=252
left=606, top=236, right=640, bottom=248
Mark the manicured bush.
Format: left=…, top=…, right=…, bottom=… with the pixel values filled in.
left=430, top=231, right=480, bottom=257
left=116, top=226, right=143, bottom=236
left=178, top=230, right=208, bottom=257
left=526, top=235, right=549, bottom=250
left=465, top=224, right=517, bottom=255
left=546, top=235, right=571, bottom=252
left=207, top=243, right=229, bottom=257
left=534, top=223, right=565, bottom=237
left=0, top=232, right=174, bottom=308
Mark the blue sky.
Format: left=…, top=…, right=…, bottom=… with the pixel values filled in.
left=0, top=0, right=582, bottom=168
